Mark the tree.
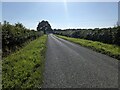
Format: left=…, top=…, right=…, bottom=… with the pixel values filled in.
left=37, top=20, right=52, bottom=34
left=115, top=26, right=120, bottom=45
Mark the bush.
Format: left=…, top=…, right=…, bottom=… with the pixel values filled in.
left=2, top=21, right=44, bottom=57
left=54, top=26, right=120, bottom=46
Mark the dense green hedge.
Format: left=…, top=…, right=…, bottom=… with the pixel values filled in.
left=54, top=26, right=120, bottom=46
left=2, top=21, right=43, bottom=57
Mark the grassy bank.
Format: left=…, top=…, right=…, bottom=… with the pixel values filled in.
left=2, top=35, right=47, bottom=88
left=56, top=35, right=120, bottom=60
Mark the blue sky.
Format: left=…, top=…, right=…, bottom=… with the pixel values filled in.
left=0, top=2, right=2, bottom=22
left=2, top=2, right=118, bottom=29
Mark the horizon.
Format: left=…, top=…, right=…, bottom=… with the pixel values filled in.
left=2, top=2, right=118, bottom=30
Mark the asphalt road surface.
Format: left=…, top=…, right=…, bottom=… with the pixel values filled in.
left=43, top=34, right=118, bottom=88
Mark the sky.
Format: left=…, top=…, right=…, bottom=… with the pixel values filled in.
left=2, top=2, right=118, bottom=30
left=1, top=0, right=120, bottom=2
left=0, top=2, right=2, bottom=22
left=118, top=1, right=120, bottom=22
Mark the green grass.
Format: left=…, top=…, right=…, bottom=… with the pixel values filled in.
left=2, top=35, right=47, bottom=88
left=56, top=35, right=120, bottom=60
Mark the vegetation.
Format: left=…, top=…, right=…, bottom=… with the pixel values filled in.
left=2, top=19, right=120, bottom=89
left=56, top=35, right=120, bottom=60
left=2, top=21, right=43, bottom=57
left=2, top=35, right=47, bottom=88
left=54, top=26, right=120, bottom=46
left=37, top=20, right=53, bottom=34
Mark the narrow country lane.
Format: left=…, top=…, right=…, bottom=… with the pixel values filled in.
left=43, top=34, right=118, bottom=88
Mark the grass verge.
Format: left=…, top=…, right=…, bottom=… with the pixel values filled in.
left=2, top=35, right=47, bottom=88
left=56, top=35, right=120, bottom=60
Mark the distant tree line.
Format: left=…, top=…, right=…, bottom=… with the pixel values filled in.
left=2, top=21, right=43, bottom=57
left=53, top=26, right=120, bottom=46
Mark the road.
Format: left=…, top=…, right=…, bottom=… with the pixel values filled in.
left=42, top=34, right=118, bottom=88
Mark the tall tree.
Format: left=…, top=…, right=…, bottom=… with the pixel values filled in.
left=37, top=20, right=52, bottom=34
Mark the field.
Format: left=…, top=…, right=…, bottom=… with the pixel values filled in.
left=2, top=35, right=47, bottom=88
left=57, top=35, right=120, bottom=60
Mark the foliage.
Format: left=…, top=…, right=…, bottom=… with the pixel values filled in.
left=57, top=35, right=120, bottom=60
left=2, top=21, right=43, bottom=57
left=37, top=20, right=53, bottom=34
left=2, top=35, right=47, bottom=88
left=54, top=26, right=120, bottom=46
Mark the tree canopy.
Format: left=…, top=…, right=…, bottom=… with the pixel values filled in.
left=37, top=20, right=52, bottom=34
